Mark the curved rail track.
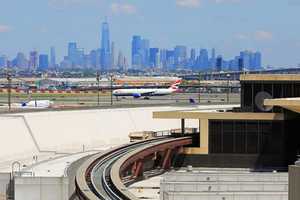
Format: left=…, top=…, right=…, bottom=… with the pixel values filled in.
left=75, top=137, right=192, bottom=200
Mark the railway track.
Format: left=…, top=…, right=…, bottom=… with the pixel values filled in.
left=75, top=137, right=192, bottom=200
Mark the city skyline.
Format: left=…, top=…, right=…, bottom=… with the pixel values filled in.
left=0, top=20, right=262, bottom=72
left=0, top=18, right=262, bottom=72
left=0, top=0, right=300, bottom=67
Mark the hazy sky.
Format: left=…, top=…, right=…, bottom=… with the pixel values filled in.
left=0, top=0, right=300, bottom=67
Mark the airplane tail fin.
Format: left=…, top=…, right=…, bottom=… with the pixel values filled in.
left=169, top=79, right=182, bottom=90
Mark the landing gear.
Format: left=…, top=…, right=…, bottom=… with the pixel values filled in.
left=144, top=97, right=150, bottom=100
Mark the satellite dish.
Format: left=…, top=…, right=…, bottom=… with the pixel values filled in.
left=255, top=91, right=273, bottom=112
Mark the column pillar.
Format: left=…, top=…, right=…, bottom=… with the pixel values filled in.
left=181, top=119, right=185, bottom=135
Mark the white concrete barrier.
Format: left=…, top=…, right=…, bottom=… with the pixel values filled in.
left=14, top=177, right=68, bottom=200
left=0, top=106, right=201, bottom=172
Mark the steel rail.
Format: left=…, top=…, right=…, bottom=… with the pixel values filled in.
left=110, top=137, right=192, bottom=200
left=75, top=138, right=169, bottom=200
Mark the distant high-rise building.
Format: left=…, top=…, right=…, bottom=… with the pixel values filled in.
left=29, top=51, right=38, bottom=71
left=210, top=48, right=216, bottom=68
left=68, top=42, right=78, bottom=65
left=38, top=54, right=49, bottom=71
left=190, top=48, right=196, bottom=69
left=240, top=50, right=251, bottom=70
left=131, top=36, right=150, bottom=69
left=76, top=48, right=84, bottom=67
left=141, top=39, right=150, bottom=67
left=100, top=19, right=111, bottom=70
left=150, top=48, right=159, bottom=67
left=117, top=51, right=124, bottom=70
left=174, top=45, right=187, bottom=66
left=190, top=49, right=196, bottom=62
left=13, top=52, right=28, bottom=69
left=50, top=46, right=56, bottom=68
left=216, top=55, right=223, bottom=71
left=238, top=57, right=244, bottom=71
left=0, top=55, right=7, bottom=68
left=160, top=49, right=167, bottom=69
left=254, top=52, right=262, bottom=70
left=111, top=42, right=115, bottom=69
left=90, top=49, right=101, bottom=69
left=199, top=49, right=209, bottom=70
left=60, top=56, right=72, bottom=69
left=166, top=50, right=175, bottom=69
left=132, top=35, right=142, bottom=68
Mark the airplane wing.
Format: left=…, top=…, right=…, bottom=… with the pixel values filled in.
left=140, top=91, right=156, bottom=96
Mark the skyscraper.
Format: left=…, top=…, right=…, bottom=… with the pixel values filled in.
left=160, top=49, right=167, bottom=69
left=166, top=50, right=175, bottom=69
left=199, top=49, right=209, bottom=70
left=254, top=52, right=262, bottom=70
left=100, top=19, right=111, bottom=70
left=141, top=39, right=150, bottom=67
left=238, top=57, right=244, bottom=71
left=174, top=46, right=187, bottom=66
left=240, top=50, right=251, bottom=70
left=29, top=51, right=38, bottom=71
left=13, top=52, right=28, bottom=69
left=216, top=55, right=223, bottom=71
left=132, top=35, right=142, bottom=68
left=38, top=54, right=49, bottom=71
left=150, top=48, right=159, bottom=67
left=50, top=46, right=56, bottom=68
left=210, top=48, right=216, bottom=69
left=0, top=55, right=7, bottom=68
left=190, top=49, right=196, bottom=62
left=111, top=41, right=115, bottom=69
left=68, top=42, right=78, bottom=65
left=117, top=51, right=124, bottom=70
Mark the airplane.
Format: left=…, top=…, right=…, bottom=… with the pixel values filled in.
left=18, top=100, right=53, bottom=109
left=113, top=80, right=182, bottom=99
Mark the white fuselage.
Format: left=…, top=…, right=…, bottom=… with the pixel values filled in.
left=113, top=88, right=177, bottom=97
left=18, top=100, right=53, bottom=109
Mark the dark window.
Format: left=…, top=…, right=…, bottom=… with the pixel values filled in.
left=235, top=121, right=246, bottom=153
left=246, top=121, right=259, bottom=153
left=223, top=121, right=234, bottom=153
left=209, top=120, right=284, bottom=155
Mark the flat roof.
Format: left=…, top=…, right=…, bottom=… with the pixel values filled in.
left=153, top=110, right=284, bottom=120
left=240, top=74, right=300, bottom=82
left=265, top=98, right=300, bottom=113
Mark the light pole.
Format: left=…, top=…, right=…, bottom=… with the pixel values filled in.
left=6, top=72, right=12, bottom=112
left=110, top=74, right=114, bottom=106
left=198, top=72, right=201, bottom=104
left=96, top=71, right=100, bottom=106
left=226, top=73, right=230, bottom=103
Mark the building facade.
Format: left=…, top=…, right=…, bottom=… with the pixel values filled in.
left=154, top=74, right=300, bottom=170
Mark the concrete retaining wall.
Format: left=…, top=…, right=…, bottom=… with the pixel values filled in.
left=160, top=170, right=288, bottom=200
left=14, top=177, right=68, bottom=200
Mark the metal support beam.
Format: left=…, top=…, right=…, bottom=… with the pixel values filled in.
left=133, top=159, right=143, bottom=178
left=162, top=149, right=172, bottom=169
left=181, top=119, right=185, bottom=135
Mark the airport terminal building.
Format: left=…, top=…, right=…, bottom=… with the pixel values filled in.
left=154, top=74, right=300, bottom=170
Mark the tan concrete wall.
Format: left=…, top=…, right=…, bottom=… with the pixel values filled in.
left=289, top=165, right=300, bottom=200
left=0, top=173, right=10, bottom=200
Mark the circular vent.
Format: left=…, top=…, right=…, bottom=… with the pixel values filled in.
left=255, top=91, right=273, bottom=112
